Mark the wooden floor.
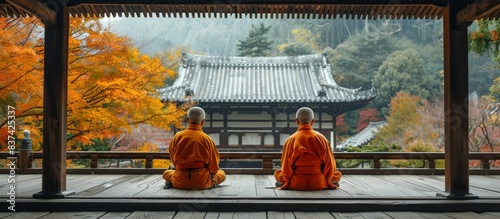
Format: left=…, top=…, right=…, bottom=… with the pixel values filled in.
left=1, top=211, right=500, bottom=219
left=1, top=174, right=500, bottom=214
left=6, top=174, right=500, bottom=198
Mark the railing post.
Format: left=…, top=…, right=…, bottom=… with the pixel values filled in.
left=90, top=155, right=98, bottom=168
left=428, top=155, right=436, bottom=169
left=482, top=156, right=491, bottom=170
left=145, top=155, right=153, bottom=168
left=19, top=130, right=32, bottom=174
left=262, top=156, right=273, bottom=172
left=373, top=156, right=381, bottom=169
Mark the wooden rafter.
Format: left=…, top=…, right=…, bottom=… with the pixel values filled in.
left=457, top=0, right=500, bottom=28
left=5, top=0, right=56, bottom=25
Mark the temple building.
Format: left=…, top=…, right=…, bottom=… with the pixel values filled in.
left=160, top=52, right=376, bottom=151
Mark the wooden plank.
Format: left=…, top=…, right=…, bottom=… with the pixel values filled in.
left=172, top=212, right=206, bottom=219
left=325, top=186, right=352, bottom=197
left=204, top=212, right=219, bottom=219
left=267, top=211, right=295, bottom=219
left=134, top=176, right=171, bottom=197
left=171, top=188, right=203, bottom=197
left=196, top=183, right=223, bottom=198
left=219, top=174, right=241, bottom=196
left=444, top=212, right=496, bottom=219
left=69, top=175, right=126, bottom=196
left=414, top=212, right=453, bottom=219
left=234, top=212, right=266, bottom=219
left=216, top=212, right=234, bottom=219
left=330, top=212, right=365, bottom=219
left=384, top=212, right=427, bottom=219
left=0, top=212, right=15, bottom=218
left=126, top=211, right=175, bottom=219
left=38, top=212, right=106, bottom=219
left=375, top=175, right=441, bottom=196
left=0, top=212, right=50, bottom=219
left=99, top=212, right=132, bottom=219
left=238, top=174, right=257, bottom=197
left=255, top=175, right=276, bottom=197
left=334, top=175, right=377, bottom=197
left=77, top=175, right=146, bottom=197
left=469, top=175, right=500, bottom=196
left=351, top=175, right=421, bottom=196
left=292, top=189, right=332, bottom=198
left=293, top=212, right=335, bottom=219
left=481, top=212, right=500, bottom=218
left=268, top=175, right=295, bottom=197
left=359, top=212, right=392, bottom=219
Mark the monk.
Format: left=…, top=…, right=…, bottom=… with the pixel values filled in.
left=274, top=107, right=342, bottom=190
left=163, top=106, right=226, bottom=190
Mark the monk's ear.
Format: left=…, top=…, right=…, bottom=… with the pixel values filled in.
left=295, top=118, right=300, bottom=126
left=186, top=117, right=191, bottom=124
left=310, top=119, right=315, bottom=126
left=200, top=119, right=205, bottom=126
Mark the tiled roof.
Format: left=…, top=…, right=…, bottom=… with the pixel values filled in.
left=159, top=53, right=376, bottom=104
left=337, top=121, right=387, bottom=150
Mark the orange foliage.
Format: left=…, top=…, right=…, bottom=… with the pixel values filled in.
left=0, top=17, right=189, bottom=151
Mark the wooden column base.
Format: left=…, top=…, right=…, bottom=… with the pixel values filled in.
left=33, top=190, right=75, bottom=199
left=436, top=191, right=479, bottom=200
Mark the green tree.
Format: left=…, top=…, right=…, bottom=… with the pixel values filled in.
left=372, top=48, right=430, bottom=114
left=236, top=23, right=273, bottom=57
left=329, top=33, right=397, bottom=90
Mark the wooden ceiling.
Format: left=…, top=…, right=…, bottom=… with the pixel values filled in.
left=0, top=0, right=499, bottom=23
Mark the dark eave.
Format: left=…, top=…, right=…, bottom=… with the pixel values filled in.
left=0, top=0, right=456, bottom=20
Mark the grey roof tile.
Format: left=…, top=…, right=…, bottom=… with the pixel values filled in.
left=160, top=53, right=376, bottom=104
left=337, top=121, right=387, bottom=150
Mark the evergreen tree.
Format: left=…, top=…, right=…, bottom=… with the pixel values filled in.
left=329, top=33, right=397, bottom=90
left=236, top=23, right=273, bottom=56
left=372, top=48, right=430, bottom=114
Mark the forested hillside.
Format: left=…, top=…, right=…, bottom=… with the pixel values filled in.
left=111, top=15, right=497, bottom=97
left=109, top=15, right=500, bottom=153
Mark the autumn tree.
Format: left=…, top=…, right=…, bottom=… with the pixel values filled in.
left=236, top=23, right=273, bottom=57
left=277, top=28, right=321, bottom=56
left=0, top=17, right=189, bottom=151
left=372, top=92, right=441, bottom=152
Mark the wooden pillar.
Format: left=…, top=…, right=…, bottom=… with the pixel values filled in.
left=333, top=115, right=337, bottom=151
left=33, top=3, right=73, bottom=198
left=439, top=0, right=476, bottom=199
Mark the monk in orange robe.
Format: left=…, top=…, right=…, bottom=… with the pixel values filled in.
left=274, top=107, right=342, bottom=190
left=163, top=106, right=226, bottom=190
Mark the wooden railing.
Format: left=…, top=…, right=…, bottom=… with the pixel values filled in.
left=1, top=151, right=499, bottom=175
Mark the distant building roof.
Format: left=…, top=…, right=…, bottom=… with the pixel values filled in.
left=160, top=53, right=375, bottom=105
left=336, top=121, right=387, bottom=150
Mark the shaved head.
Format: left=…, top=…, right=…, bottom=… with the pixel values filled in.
left=187, top=107, right=206, bottom=124
left=296, top=107, right=314, bottom=124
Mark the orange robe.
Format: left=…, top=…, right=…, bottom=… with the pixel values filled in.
left=274, top=124, right=341, bottom=190
left=163, top=124, right=226, bottom=190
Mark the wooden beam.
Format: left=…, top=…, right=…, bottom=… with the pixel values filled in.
left=66, top=0, right=448, bottom=6
left=440, top=0, right=477, bottom=200
left=32, top=3, right=73, bottom=198
left=457, top=0, right=500, bottom=28
left=5, top=0, right=56, bottom=25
